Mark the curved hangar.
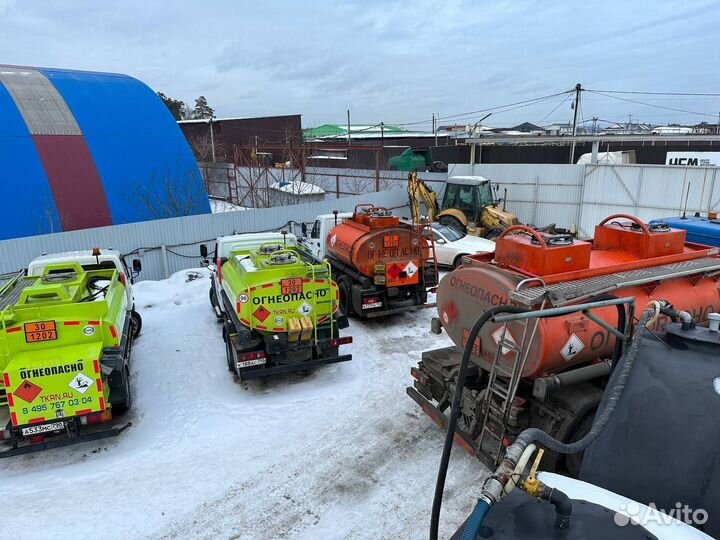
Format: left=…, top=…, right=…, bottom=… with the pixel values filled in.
left=0, top=64, right=210, bottom=240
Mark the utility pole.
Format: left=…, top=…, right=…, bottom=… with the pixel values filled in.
left=346, top=109, right=351, bottom=146
left=592, top=116, right=598, bottom=134
left=380, top=121, right=384, bottom=147
left=433, top=113, right=438, bottom=146
left=569, top=83, right=582, bottom=164
left=716, top=112, right=719, bottom=135
left=209, top=118, right=216, bottom=162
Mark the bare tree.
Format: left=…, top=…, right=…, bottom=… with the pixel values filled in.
left=186, top=130, right=227, bottom=162
left=131, top=161, right=209, bottom=219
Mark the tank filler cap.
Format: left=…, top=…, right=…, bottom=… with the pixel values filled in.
left=708, top=313, right=720, bottom=333
left=648, top=222, right=670, bottom=233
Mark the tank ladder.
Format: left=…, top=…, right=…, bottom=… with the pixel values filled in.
left=307, top=258, right=334, bottom=343
left=475, top=290, right=547, bottom=466
left=417, top=221, right=439, bottom=289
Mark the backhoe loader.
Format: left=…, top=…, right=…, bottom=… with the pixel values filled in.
left=407, top=172, right=519, bottom=238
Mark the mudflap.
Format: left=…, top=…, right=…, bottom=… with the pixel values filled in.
left=406, top=386, right=479, bottom=458
left=0, top=421, right=132, bottom=459
left=238, top=354, right=352, bottom=381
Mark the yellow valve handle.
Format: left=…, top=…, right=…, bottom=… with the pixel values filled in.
left=521, top=448, right=546, bottom=498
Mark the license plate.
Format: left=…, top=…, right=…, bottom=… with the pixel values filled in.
left=362, top=301, right=383, bottom=310
left=21, top=421, right=65, bottom=436
left=24, top=320, right=57, bottom=343
left=237, top=358, right=266, bottom=369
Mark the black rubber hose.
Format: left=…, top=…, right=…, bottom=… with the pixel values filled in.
left=510, top=308, right=652, bottom=456
left=430, top=306, right=527, bottom=540
left=546, top=486, right=572, bottom=530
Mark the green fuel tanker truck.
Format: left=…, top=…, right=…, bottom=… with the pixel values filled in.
left=0, top=260, right=137, bottom=457
left=202, top=232, right=352, bottom=380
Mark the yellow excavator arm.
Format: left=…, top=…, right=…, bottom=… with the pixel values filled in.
left=407, top=172, right=438, bottom=222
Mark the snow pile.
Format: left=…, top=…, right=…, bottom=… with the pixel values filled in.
left=269, top=180, right=325, bottom=196
left=0, top=269, right=484, bottom=539
left=209, top=198, right=248, bottom=213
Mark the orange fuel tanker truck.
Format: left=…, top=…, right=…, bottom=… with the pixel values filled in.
left=315, top=205, right=438, bottom=317
left=408, top=214, right=720, bottom=476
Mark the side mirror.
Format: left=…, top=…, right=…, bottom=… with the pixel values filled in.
left=435, top=238, right=446, bottom=244
left=200, top=244, right=208, bottom=258
left=132, top=259, right=142, bottom=273
left=301, top=223, right=308, bottom=236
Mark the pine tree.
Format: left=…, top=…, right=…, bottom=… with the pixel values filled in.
left=157, top=92, right=189, bottom=121
left=192, top=96, right=215, bottom=119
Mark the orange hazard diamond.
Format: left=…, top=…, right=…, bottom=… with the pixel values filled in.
left=253, top=305, right=271, bottom=322
left=14, top=380, right=42, bottom=403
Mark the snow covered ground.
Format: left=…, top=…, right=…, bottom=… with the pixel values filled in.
left=0, top=269, right=487, bottom=540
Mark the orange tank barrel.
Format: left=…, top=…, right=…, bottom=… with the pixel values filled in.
left=437, top=214, right=720, bottom=380
left=326, top=206, right=425, bottom=288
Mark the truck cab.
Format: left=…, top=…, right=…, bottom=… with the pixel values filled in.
left=27, top=249, right=141, bottom=312
left=298, top=212, right=353, bottom=261
left=438, top=176, right=518, bottom=237
left=440, top=176, right=496, bottom=222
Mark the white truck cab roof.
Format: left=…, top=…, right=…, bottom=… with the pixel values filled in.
left=28, top=249, right=125, bottom=276
left=447, top=176, right=490, bottom=185
left=315, top=212, right=353, bottom=222
left=215, top=232, right=297, bottom=259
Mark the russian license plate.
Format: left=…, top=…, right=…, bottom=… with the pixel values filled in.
left=236, top=358, right=266, bottom=369
left=362, top=301, right=383, bottom=310
left=21, top=421, right=65, bottom=436
left=24, top=320, right=57, bottom=343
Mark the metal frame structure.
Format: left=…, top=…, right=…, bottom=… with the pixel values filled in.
left=230, top=143, right=387, bottom=206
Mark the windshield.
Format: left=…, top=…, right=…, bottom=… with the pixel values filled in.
left=433, top=224, right=464, bottom=241
left=442, top=183, right=475, bottom=213
left=477, top=183, right=494, bottom=206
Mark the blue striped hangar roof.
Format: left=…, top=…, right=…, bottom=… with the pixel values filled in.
left=0, top=64, right=210, bottom=240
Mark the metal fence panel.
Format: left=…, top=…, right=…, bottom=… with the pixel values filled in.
left=580, top=164, right=719, bottom=235
left=0, top=189, right=409, bottom=281
left=447, top=162, right=719, bottom=236
left=446, top=163, right=585, bottom=229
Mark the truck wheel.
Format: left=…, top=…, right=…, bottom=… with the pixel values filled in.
left=438, top=215, right=466, bottom=234
left=337, top=276, right=352, bottom=317
left=113, top=368, right=132, bottom=414
left=130, top=310, right=142, bottom=339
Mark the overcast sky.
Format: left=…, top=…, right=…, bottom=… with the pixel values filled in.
left=3, top=0, right=719, bottom=131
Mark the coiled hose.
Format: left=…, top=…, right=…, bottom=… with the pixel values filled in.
left=507, top=308, right=651, bottom=457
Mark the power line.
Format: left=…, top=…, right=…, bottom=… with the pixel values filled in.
left=536, top=93, right=573, bottom=125
left=585, top=90, right=718, bottom=118
left=393, top=89, right=574, bottom=127
left=586, top=89, right=720, bottom=97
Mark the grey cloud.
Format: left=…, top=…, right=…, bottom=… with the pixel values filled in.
left=1, top=0, right=719, bottom=127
